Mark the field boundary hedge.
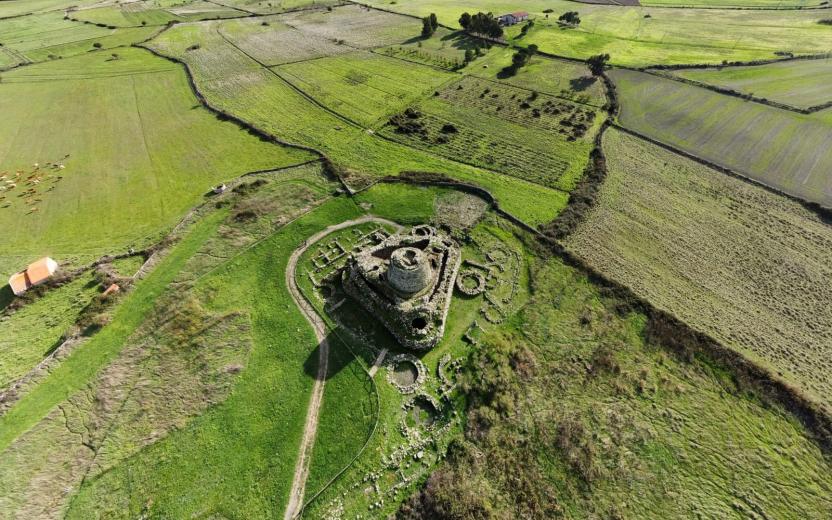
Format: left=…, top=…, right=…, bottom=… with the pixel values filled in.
left=539, top=71, right=618, bottom=240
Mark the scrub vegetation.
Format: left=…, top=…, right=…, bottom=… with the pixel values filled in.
left=400, top=256, right=832, bottom=519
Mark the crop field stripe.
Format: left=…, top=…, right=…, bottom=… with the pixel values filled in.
left=215, top=26, right=363, bottom=129
left=643, top=69, right=810, bottom=114
left=367, top=47, right=462, bottom=74
left=244, top=29, right=572, bottom=196
left=182, top=0, right=258, bottom=17
left=1, top=66, right=177, bottom=82
left=611, top=68, right=832, bottom=209
left=610, top=123, right=831, bottom=219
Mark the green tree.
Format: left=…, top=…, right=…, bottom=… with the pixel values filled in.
left=587, top=53, right=610, bottom=75
left=466, top=12, right=503, bottom=38
left=459, top=12, right=471, bottom=29
left=559, top=11, right=581, bottom=25
left=422, top=16, right=434, bottom=37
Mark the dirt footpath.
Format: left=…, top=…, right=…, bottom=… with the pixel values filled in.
left=283, top=215, right=401, bottom=520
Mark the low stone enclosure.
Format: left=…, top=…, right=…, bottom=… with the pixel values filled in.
left=342, top=225, right=461, bottom=351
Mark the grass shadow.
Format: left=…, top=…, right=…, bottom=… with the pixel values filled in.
left=439, top=30, right=482, bottom=51
left=303, top=330, right=356, bottom=382
left=570, top=76, right=597, bottom=92
left=0, top=285, right=13, bottom=312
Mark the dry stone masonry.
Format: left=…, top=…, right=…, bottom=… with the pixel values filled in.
left=342, top=225, right=461, bottom=350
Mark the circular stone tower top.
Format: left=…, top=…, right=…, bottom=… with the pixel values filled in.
left=388, top=247, right=431, bottom=294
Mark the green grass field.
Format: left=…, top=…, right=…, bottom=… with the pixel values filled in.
left=672, top=58, right=832, bottom=109
left=274, top=50, right=458, bottom=127
left=147, top=14, right=570, bottom=225
left=0, top=47, right=311, bottom=275
left=1, top=165, right=341, bottom=517
left=381, top=75, right=603, bottom=191
left=0, top=0, right=101, bottom=18
left=72, top=5, right=183, bottom=27
left=409, top=254, right=832, bottom=518
left=300, top=188, right=531, bottom=518
left=0, top=272, right=98, bottom=388
left=21, top=26, right=161, bottom=63
left=362, top=0, right=832, bottom=66
left=640, top=0, right=824, bottom=6
left=279, top=4, right=421, bottom=48
left=198, top=0, right=345, bottom=14
left=218, top=16, right=353, bottom=66
left=0, top=12, right=111, bottom=61
left=610, top=67, right=832, bottom=208
left=65, top=198, right=362, bottom=519
left=376, top=27, right=477, bottom=70
left=565, top=128, right=832, bottom=413
left=3, top=1, right=832, bottom=518
left=468, top=47, right=606, bottom=107
left=167, top=1, right=249, bottom=20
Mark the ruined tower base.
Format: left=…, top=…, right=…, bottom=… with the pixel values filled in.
left=342, top=225, right=461, bottom=351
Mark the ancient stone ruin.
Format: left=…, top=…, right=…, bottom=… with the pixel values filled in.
left=342, top=225, right=461, bottom=350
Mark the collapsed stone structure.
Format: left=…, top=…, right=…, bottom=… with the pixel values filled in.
left=342, top=225, right=461, bottom=350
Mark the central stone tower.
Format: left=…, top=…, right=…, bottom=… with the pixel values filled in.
left=388, top=247, right=431, bottom=295
left=342, top=225, right=461, bottom=351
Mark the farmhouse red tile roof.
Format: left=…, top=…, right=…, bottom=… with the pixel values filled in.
left=7, top=256, right=58, bottom=295
left=513, top=11, right=529, bottom=17
left=26, top=257, right=57, bottom=285
left=8, top=271, right=28, bottom=295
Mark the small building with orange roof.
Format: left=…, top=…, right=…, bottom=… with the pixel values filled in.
left=7, top=257, right=59, bottom=295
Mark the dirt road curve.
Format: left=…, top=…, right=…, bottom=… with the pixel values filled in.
left=283, top=215, right=401, bottom=520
